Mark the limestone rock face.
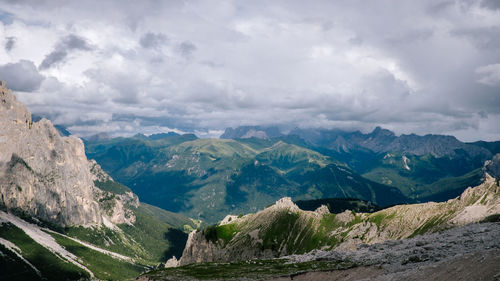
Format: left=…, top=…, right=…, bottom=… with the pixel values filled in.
left=273, top=197, right=299, bottom=211
left=0, top=81, right=133, bottom=227
left=314, top=205, right=330, bottom=216
left=179, top=228, right=275, bottom=266
left=164, top=256, right=179, bottom=268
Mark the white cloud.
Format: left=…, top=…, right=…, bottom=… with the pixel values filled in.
left=476, top=63, right=500, bottom=86
left=0, top=0, right=498, bottom=141
left=0, top=60, right=44, bottom=91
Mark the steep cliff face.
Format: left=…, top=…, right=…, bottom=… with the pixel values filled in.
left=179, top=173, right=500, bottom=265
left=0, top=80, right=135, bottom=227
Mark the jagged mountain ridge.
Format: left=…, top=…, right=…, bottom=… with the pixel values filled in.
left=223, top=125, right=492, bottom=159
left=177, top=170, right=500, bottom=265
left=85, top=126, right=494, bottom=223
left=221, top=126, right=492, bottom=199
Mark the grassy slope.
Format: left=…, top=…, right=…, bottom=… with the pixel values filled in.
left=362, top=153, right=484, bottom=200
left=66, top=202, right=195, bottom=265
left=0, top=180, right=195, bottom=281
left=0, top=223, right=88, bottom=281
left=0, top=243, right=41, bottom=281
left=50, top=231, right=145, bottom=281
left=0, top=210, right=190, bottom=281
left=414, top=168, right=483, bottom=201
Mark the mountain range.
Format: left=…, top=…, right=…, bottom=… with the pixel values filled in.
left=142, top=161, right=500, bottom=280
left=1, top=80, right=499, bottom=281
left=84, top=125, right=497, bottom=223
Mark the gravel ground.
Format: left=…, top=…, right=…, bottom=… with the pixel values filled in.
left=271, top=222, right=500, bottom=281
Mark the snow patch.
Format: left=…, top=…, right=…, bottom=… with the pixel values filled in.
left=402, top=155, right=410, bottom=171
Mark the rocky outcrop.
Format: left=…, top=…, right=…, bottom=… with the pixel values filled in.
left=179, top=197, right=302, bottom=266
left=164, top=256, right=179, bottom=268
left=178, top=173, right=500, bottom=265
left=484, top=153, right=500, bottom=178
left=0, top=80, right=134, bottom=227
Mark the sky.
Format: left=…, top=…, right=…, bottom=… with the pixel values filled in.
left=0, top=0, right=499, bottom=141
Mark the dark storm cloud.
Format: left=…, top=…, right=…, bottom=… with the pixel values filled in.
left=451, top=26, right=500, bottom=50
left=5, top=36, right=15, bottom=51
left=39, top=34, right=93, bottom=70
left=481, top=0, right=500, bottom=10
left=139, top=32, right=168, bottom=49
left=2, top=0, right=500, bottom=140
left=176, top=41, right=197, bottom=58
left=0, top=60, right=44, bottom=92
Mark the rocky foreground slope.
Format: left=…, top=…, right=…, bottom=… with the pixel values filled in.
left=177, top=165, right=500, bottom=265
left=0, top=80, right=135, bottom=227
left=138, top=221, right=500, bottom=281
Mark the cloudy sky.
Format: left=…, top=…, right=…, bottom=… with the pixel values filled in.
left=0, top=0, right=499, bottom=141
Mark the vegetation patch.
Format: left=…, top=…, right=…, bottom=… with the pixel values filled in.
left=95, top=180, right=132, bottom=195
left=202, top=225, right=218, bottom=243
left=260, top=211, right=300, bottom=252
left=66, top=203, right=193, bottom=264
left=368, top=212, right=396, bottom=228
left=50, top=231, right=146, bottom=281
left=216, top=223, right=238, bottom=245
left=481, top=214, right=500, bottom=223
left=409, top=215, right=446, bottom=238
left=8, top=153, right=33, bottom=172
left=119, top=204, right=191, bottom=262
left=141, top=258, right=356, bottom=281
left=0, top=243, right=41, bottom=281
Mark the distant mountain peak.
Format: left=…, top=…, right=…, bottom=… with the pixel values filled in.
left=370, top=126, right=395, bottom=137
left=220, top=125, right=283, bottom=139
left=85, top=132, right=112, bottom=142
left=148, top=132, right=180, bottom=140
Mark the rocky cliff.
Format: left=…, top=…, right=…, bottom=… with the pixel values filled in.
left=179, top=172, right=500, bottom=265
left=0, top=80, right=136, bottom=227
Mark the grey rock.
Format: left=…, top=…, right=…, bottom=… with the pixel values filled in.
left=0, top=80, right=134, bottom=227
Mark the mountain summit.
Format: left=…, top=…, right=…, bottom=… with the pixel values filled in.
left=0, top=80, right=135, bottom=227
left=220, top=126, right=283, bottom=139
